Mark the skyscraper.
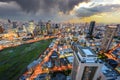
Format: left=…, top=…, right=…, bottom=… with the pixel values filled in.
left=101, top=25, right=117, bottom=52
left=38, top=20, right=43, bottom=27
left=22, top=24, right=28, bottom=33
left=86, top=21, right=95, bottom=38
left=71, top=44, right=102, bottom=80
left=54, top=24, right=59, bottom=34
left=28, top=20, right=35, bottom=34
left=33, top=25, right=41, bottom=36
left=0, top=25, right=4, bottom=33
left=12, top=22, right=17, bottom=28
left=116, top=24, right=120, bottom=37
left=46, top=20, right=51, bottom=34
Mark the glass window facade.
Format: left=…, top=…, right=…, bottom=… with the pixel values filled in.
left=82, top=66, right=98, bottom=80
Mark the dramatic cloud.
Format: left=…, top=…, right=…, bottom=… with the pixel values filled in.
left=0, top=2, right=24, bottom=19
left=0, top=0, right=89, bottom=13
left=74, top=1, right=120, bottom=17
left=0, top=0, right=120, bottom=23
left=0, top=0, right=90, bottom=21
left=58, top=0, right=89, bottom=13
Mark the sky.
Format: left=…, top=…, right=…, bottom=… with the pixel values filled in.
left=0, top=0, right=120, bottom=23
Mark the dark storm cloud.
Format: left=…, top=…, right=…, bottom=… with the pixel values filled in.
left=58, top=0, right=85, bottom=13
left=76, top=4, right=120, bottom=17
left=0, top=0, right=41, bottom=13
left=0, top=0, right=89, bottom=13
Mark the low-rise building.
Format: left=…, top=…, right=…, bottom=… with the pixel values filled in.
left=100, top=64, right=120, bottom=80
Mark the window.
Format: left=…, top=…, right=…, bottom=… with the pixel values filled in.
left=82, top=66, right=98, bottom=80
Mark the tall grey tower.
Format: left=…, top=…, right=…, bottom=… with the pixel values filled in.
left=101, top=25, right=117, bottom=52
left=86, top=21, right=95, bottom=38
left=71, top=44, right=103, bottom=80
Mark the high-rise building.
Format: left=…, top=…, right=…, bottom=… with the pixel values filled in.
left=22, top=24, right=28, bottom=33
left=116, top=24, right=120, bottom=37
left=33, top=25, right=41, bottom=36
left=101, top=25, right=117, bottom=51
left=46, top=20, right=52, bottom=34
left=0, top=25, right=4, bottom=33
left=12, top=22, right=17, bottom=28
left=54, top=24, right=59, bottom=34
left=28, top=21, right=35, bottom=34
left=38, top=20, right=43, bottom=27
left=86, top=21, right=95, bottom=38
left=71, top=44, right=102, bottom=80
left=38, top=20, right=46, bottom=35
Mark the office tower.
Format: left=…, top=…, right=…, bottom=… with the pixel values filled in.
left=0, top=25, right=4, bottom=33
left=89, top=21, right=95, bottom=35
left=101, top=25, right=117, bottom=52
left=38, top=20, right=43, bottom=31
left=46, top=20, right=51, bottom=34
left=12, top=22, right=17, bottom=28
left=116, top=24, right=120, bottom=37
left=71, top=45, right=102, bottom=80
left=118, top=24, right=120, bottom=32
left=38, top=20, right=43, bottom=27
left=33, top=25, right=41, bottom=36
left=28, top=20, right=35, bottom=34
left=8, top=19, right=11, bottom=23
left=54, top=24, right=59, bottom=34
left=87, top=21, right=95, bottom=38
left=22, top=24, right=28, bottom=33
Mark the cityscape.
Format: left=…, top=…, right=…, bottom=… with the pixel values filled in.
left=0, top=0, right=120, bottom=80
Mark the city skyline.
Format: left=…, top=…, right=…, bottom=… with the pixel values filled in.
left=0, top=0, right=120, bottom=23
left=0, top=17, right=120, bottom=79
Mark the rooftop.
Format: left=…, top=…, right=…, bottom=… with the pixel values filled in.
left=73, top=44, right=98, bottom=63
left=82, top=49, right=94, bottom=56
left=102, top=64, right=120, bottom=79
left=108, top=26, right=117, bottom=29
left=77, top=46, right=96, bottom=57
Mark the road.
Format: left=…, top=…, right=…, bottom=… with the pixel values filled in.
left=23, top=36, right=72, bottom=80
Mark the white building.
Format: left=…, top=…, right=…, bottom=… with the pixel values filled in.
left=71, top=45, right=103, bottom=80
left=27, top=21, right=35, bottom=34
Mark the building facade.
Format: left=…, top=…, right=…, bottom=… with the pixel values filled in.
left=101, top=25, right=117, bottom=51
left=71, top=45, right=103, bottom=80
left=89, top=21, right=95, bottom=36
